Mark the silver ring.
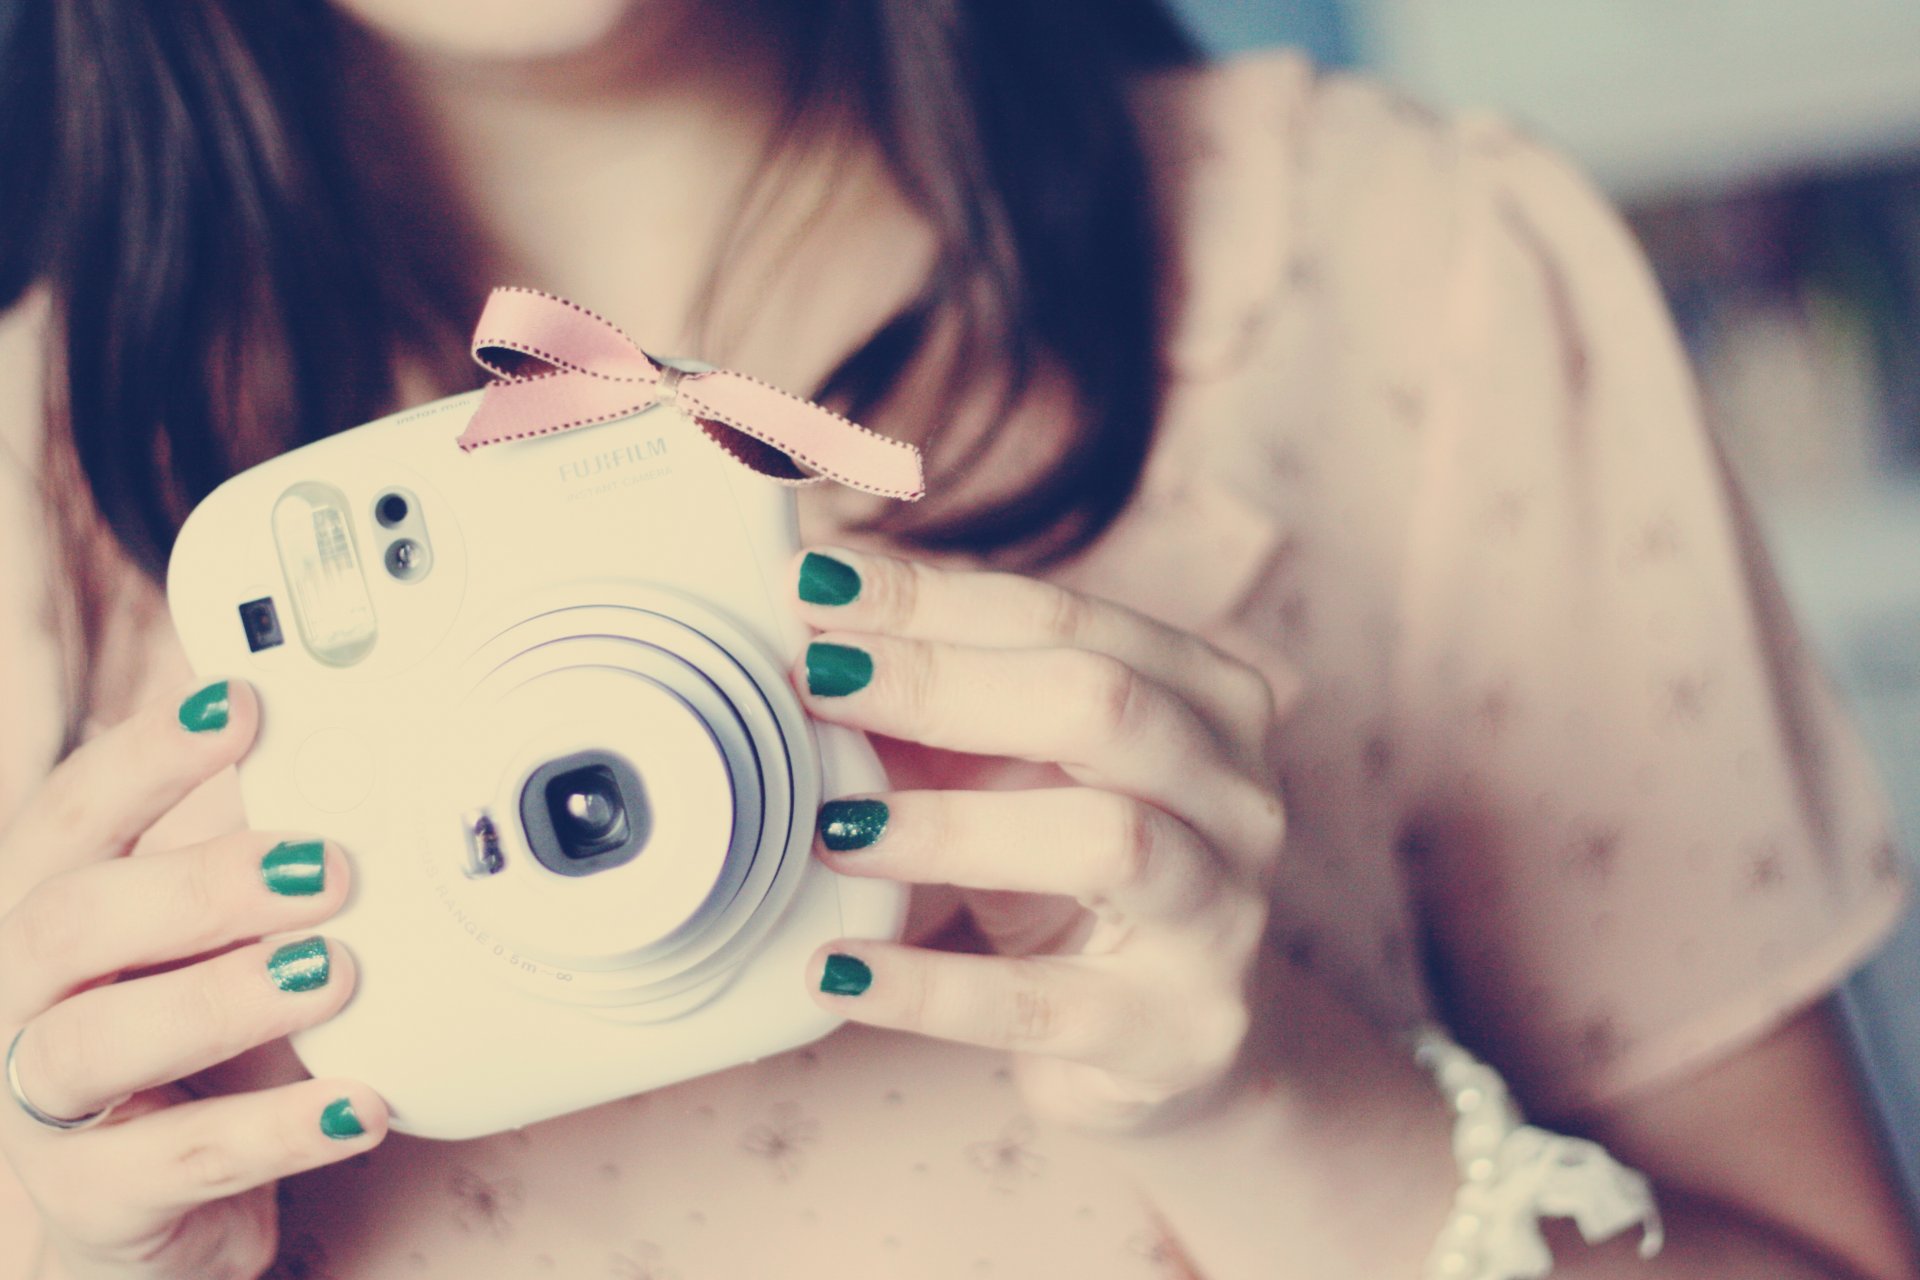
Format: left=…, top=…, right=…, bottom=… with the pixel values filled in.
left=5, top=1028, right=115, bottom=1132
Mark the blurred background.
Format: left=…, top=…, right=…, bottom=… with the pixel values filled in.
left=1173, top=0, right=1920, bottom=1208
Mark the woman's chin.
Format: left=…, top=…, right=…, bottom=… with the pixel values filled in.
left=331, top=0, right=650, bottom=64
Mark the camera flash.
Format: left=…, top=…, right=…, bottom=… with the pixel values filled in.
left=272, top=481, right=378, bottom=666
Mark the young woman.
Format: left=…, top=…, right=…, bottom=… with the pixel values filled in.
left=0, top=2, right=1914, bottom=1277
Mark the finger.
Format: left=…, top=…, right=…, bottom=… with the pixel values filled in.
left=0, top=833, right=349, bottom=1023
left=75, top=1078, right=386, bottom=1217
left=792, top=547, right=1278, bottom=754
left=0, top=678, right=258, bottom=890
left=815, top=789, right=1234, bottom=927
left=9, top=937, right=353, bottom=1124
left=807, top=943, right=1249, bottom=1089
left=798, top=635, right=1287, bottom=864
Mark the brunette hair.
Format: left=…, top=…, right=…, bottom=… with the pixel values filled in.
left=1, top=0, right=1199, bottom=704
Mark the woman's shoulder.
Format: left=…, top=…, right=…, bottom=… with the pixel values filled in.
left=1140, top=49, right=1618, bottom=389
left=1140, top=50, right=1446, bottom=372
left=1052, top=57, right=1518, bottom=650
left=1140, top=46, right=1467, bottom=178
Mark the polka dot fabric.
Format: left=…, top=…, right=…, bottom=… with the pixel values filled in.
left=1061, top=53, right=1908, bottom=1120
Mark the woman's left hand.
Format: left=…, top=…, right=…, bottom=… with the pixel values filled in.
left=787, top=547, right=1286, bottom=1132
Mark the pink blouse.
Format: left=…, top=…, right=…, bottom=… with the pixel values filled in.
left=0, top=49, right=1905, bottom=1280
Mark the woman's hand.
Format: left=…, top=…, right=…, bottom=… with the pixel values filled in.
left=0, top=680, right=386, bottom=1280
left=789, top=548, right=1284, bottom=1132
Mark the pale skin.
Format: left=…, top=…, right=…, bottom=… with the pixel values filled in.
left=1, top=1, right=1917, bottom=1277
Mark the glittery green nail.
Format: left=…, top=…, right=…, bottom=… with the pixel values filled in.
left=320, top=1097, right=364, bottom=1140
left=798, top=552, right=862, bottom=606
left=806, top=642, right=872, bottom=698
left=267, top=937, right=330, bottom=993
left=819, top=799, right=888, bottom=851
left=178, top=681, right=231, bottom=734
left=262, top=840, right=326, bottom=897
left=820, top=953, right=872, bottom=996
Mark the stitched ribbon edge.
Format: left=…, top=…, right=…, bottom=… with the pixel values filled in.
left=455, top=286, right=926, bottom=502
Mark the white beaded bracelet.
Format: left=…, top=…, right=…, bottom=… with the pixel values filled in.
left=1412, top=1026, right=1665, bottom=1280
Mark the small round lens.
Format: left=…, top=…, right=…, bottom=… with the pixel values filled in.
left=384, top=538, right=427, bottom=581
left=375, top=493, right=410, bottom=527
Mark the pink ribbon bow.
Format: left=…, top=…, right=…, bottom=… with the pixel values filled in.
left=456, top=287, right=924, bottom=501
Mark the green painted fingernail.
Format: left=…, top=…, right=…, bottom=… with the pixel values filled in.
left=267, top=937, right=330, bottom=993
left=262, top=840, right=327, bottom=896
left=819, top=799, right=888, bottom=851
left=820, top=953, right=872, bottom=996
left=798, top=552, right=862, bottom=606
left=178, top=680, right=231, bottom=733
left=320, top=1097, right=364, bottom=1140
left=806, top=642, right=873, bottom=697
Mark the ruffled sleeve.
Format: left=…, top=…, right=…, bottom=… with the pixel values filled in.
left=1392, top=116, right=1909, bottom=1117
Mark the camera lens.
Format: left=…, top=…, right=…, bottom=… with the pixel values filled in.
left=519, top=752, right=650, bottom=875
left=375, top=493, right=409, bottom=527
left=549, top=766, right=626, bottom=854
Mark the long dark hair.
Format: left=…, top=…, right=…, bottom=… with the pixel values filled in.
left=1, top=0, right=1199, bottom=699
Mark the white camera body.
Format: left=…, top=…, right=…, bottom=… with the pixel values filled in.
left=166, top=390, right=906, bottom=1139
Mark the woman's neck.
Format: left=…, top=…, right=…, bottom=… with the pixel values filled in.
left=337, top=7, right=936, bottom=392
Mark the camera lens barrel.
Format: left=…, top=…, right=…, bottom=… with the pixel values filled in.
left=433, top=596, right=802, bottom=1002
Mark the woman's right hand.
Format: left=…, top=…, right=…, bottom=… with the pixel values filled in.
left=0, top=679, right=386, bottom=1280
